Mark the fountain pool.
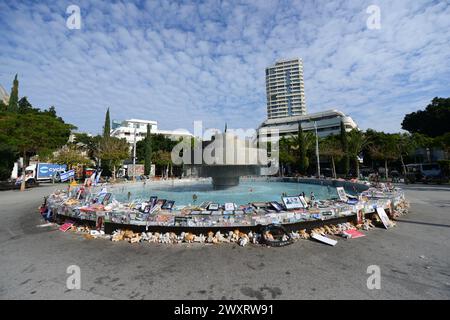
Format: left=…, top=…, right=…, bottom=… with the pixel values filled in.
left=108, top=179, right=340, bottom=206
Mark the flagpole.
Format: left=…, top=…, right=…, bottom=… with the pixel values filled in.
left=314, top=121, right=320, bottom=178
left=133, top=126, right=137, bottom=182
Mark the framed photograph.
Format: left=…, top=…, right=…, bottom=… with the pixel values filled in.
left=243, top=206, right=254, bottom=214
left=336, top=187, right=348, bottom=202
left=97, top=192, right=112, bottom=205
left=224, top=202, right=235, bottom=211
left=162, top=200, right=175, bottom=210
left=199, top=201, right=212, bottom=209
left=270, top=201, right=284, bottom=212
left=208, top=203, right=219, bottom=211
left=376, top=207, right=391, bottom=229
left=299, top=196, right=308, bottom=208
left=282, top=196, right=303, bottom=209
left=251, top=202, right=269, bottom=209
left=143, top=204, right=151, bottom=213
left=174, top=216, right=191, bottom=226
left=149, top=196, right=158, bottom=209
left=156, top=199, right=166, bottom=207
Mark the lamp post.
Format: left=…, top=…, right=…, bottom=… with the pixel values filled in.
left=132, top=125, right=137, bottom=182
left=314, top=121, right=320, bottom=178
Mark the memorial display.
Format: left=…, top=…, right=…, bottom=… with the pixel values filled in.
left=41, top=178, right=409, bottom=247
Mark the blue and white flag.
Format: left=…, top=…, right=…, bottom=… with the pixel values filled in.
left=60, top=169, right=75, bottom=182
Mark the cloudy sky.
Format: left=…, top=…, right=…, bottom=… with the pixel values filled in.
left=1, top=0, right=449, bottom=134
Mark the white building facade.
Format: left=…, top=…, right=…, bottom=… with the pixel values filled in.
left=111, top=119, right=193, bottom=144
left=258, top=109, right=358, bottom=141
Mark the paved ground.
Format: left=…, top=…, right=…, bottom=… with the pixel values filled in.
left=0, top=183, right=449, bottom=300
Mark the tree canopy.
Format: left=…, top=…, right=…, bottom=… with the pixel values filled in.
left=402, top=97, right=450, bottom=137
left=0, top=75, right=75, bottom=184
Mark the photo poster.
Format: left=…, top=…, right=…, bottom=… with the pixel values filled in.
left=282, top=196, right=304, bottom=210
left=101, top=193, right=112, bottom=205
left=376, top=207, right=391, bottom=229
left=224, top=202, right=236, bottom=211
left=270, top=201, right=284, bottom=212
left=299, top=196, right=308, bottom=208
left=149, top=196, right=158, bottom=209
left=336, top=187, right=348, bottom=202
left=208, top=203, right=219, bottom=211
left=311, top=233, right=338, bottom=246
left=59, top=221, right=74, bottom=232
left=150, top=200, right=166, bottom=214
left=199, top=201, right=212, bottom=209
left=162, top=200, right=175, bottom=210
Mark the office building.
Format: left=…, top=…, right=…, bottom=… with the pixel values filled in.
left=266, top=58, right=306, bottom=119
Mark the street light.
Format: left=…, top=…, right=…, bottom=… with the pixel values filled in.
left=132, top=125, right=137, bottom=182
left=314, top=121, right=320, bottom=178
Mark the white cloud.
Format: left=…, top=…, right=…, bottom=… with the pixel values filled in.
left=0, top=0, right=449, bottom=135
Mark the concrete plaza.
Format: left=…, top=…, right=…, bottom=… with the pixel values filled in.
left=0, top=183, right=449, bottom=299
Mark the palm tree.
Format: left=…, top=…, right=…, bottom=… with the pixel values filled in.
left=347, top=130, right=368, bottom=178
left=367, top=132, right=397, bottom=180
left=289, top=125, right=314, bottom=175
left=320, top=135, right=343, bottom=179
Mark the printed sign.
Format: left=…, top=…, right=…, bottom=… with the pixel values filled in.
left=60, top=169, right=75, bottom=182
left=59, top=222, right=73, bottom=232
left=311, top=233, right=338, bottom=246
left=376, top=207, right=391, bottom=229
left=343, top=230, right=366, bottom=239
left=37, top=163, right=67, bottom=179
left=336, top=187, right=348, bottom=202
left=282, top=196, right=304, bottom=210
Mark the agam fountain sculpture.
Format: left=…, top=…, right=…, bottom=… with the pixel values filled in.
left=183, top=131, right=272, bottom=189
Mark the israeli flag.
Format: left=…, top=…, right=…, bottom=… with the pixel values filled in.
left=95, top=170, right=102, bottom=185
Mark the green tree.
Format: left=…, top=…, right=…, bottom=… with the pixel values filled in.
left=395, top=133, right=416, bottom=176
left=320, top=135, right=343, bottom=179
left=144, top=124, right=152, bottom=175
left=8, top=74, right=19, bottom=112
left=279, top=136, right=296, bottom=176
left=402, top=97, right=450, bottom=137
left=97, top=137, right=130, bottom=181
left=347, top=129, right=368, bottom=178
left=103, top=107, right=111, bottom=138
left=340, top=120, right=350, bottom=175
left=0, top=109, right=75, bottom=190
left=52, top=146, right=92, bottom=168
left=290, top=123, right=312, bottom=175
left=72, top=133, right=102, bottom=166
left=367, top=132, right=398, bottom=180
left=0, top=101, right=7, bottom=112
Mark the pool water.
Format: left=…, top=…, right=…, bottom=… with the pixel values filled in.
left=109, top=180, right=339, bottom=206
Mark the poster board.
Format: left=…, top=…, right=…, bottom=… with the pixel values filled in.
left=311, top=233, right=338, bottom=246
left=376, top=207, right=391, bottom=229
left=282, top=196, right=303, bottom=209
left=59, top=222, right=73, bottom=232
left=336, top=187, right=348, bottom=202
left=299, top=196, right=308, bottom=208
left=224, top=203, right=236, bottom=211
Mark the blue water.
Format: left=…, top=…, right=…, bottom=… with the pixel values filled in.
left=109, top=180, right=338, bottom=206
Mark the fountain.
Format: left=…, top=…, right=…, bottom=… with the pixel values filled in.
left=184, top=132, right=264, bottom=189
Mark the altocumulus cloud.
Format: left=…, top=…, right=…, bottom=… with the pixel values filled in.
left=0, top=0, right=449, bottom=134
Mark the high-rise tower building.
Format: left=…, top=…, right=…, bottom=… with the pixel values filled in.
left=265, top=58, right=306, bottom=119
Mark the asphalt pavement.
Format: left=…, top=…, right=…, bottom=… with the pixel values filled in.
left=0, top=183, right=449, bottom=300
